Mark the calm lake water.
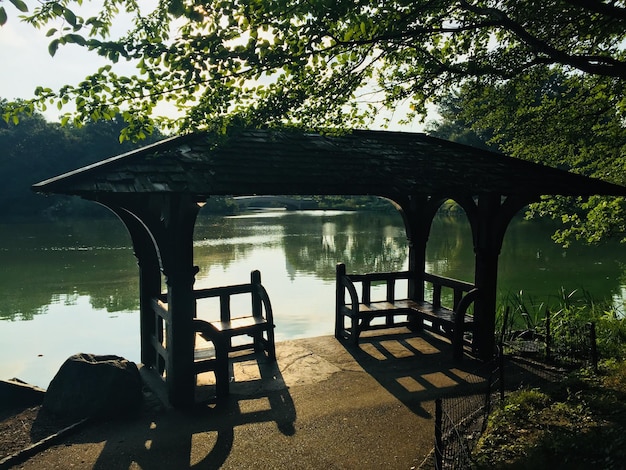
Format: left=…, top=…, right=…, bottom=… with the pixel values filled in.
left=2, top=208, right=626, bottom=389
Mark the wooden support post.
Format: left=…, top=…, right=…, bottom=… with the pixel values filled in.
left=470, top=194, right=532, bottom=362
left=165, top=265, right=197, bottom=408
left=474, top=246, right=499, bottom=361
left=251, top=270, right=262, bottom=318
left=362, top=280, right=371, bottom=304
left=335, top=263, right=347, bottom=339
left=390, top=195, right=438, bottom=301
left=472, top=194, right=504, bottom=362
left=220, top=295, right=231, bottom=322
left=153, top=195, right=201, bottom=408
left=386, top=279, right=395, bottom=302
left=137, top=245, right=161, bottom=369
left=432, top=284, right=442, bottom=309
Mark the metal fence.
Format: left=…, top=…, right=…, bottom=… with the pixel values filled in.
left=502, top=314, right=599, bottom=371
left=433, top=359, right=500, bottom=470
left=425, top=319, right=598, bottom=470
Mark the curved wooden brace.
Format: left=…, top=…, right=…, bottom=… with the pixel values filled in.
left=453, top=288, right=481, bottom=360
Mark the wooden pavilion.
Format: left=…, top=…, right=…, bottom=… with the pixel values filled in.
left=32, top=128, right=626, bottom=408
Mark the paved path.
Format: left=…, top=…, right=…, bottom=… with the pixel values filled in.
left=11, top=331, right=486, bottom=470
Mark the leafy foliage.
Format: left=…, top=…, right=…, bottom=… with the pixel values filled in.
left=429, top=66, right=626, bottom=244
left=473, top=362, right=626, bottom=469
left=4, top=2, right=626, bottom=243
left=2, top=1, right=625, bottom=139
left=0, top=0, right=28, bottom=26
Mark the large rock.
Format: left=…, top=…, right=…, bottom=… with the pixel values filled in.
left=43, top=353, right=142, bottom=420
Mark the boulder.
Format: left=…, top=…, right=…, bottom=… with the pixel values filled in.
left=43, top=353, right=142, bottom=420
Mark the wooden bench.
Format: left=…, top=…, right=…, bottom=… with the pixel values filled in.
left=152, top=270, right=276, bottom=400
left=335, top=263, right=479, bottom=359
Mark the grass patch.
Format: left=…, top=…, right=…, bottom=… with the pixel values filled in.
left=472, top=360, right=626, bottom=469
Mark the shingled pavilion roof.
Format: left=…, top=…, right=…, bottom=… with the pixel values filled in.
left=32, top=128, right=626, bottom=199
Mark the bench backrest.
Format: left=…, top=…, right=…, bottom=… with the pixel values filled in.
left=336, top=263, right=475, bottom=311
left=154, top=270, right=272, bottom=323
left=193, top=270, right=270, bottom=322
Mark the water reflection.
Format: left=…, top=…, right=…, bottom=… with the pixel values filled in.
left=2, top=210, right=626, bottom=387
left=191, top=211, right=409, bottom=344
left=3, top=213, right=626, bottom=322
left=426, top=215, right=474, bottom=279
left=0, top=220, right=138, bottom=321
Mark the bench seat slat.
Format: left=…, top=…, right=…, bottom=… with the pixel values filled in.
left=343, top=299, right=474, bottom=327
left=413, top=302, right=475, bottom=326
left=201, top=315, right=270, bottom=335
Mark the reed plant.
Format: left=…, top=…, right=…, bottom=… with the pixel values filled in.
left=497, top=287, right=626, bottom=360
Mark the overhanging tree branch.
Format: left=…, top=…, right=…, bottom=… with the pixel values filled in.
left=459, top=0, right=626, bottom=79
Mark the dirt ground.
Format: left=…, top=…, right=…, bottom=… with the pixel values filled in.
left=0, top=405, right=83, bottom=462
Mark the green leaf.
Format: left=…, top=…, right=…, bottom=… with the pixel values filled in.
left=0, top=7, right=7, bottom=26
left=167, top=0, right=185, bottom=17
left=46, top=28, right=57, bottom=37
left=48, top=39, right=60, bottom=56
left=8, top=0, right=28, bottom=13
left=63, top=8, right=77, bottom=27
left=65, top=33, right=87, bottom=46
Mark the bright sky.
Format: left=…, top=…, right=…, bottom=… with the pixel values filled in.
left=0, top=6, right=139, bottom=122
left=0, top=7, right=431, bottom=131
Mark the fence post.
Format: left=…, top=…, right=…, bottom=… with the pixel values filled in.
left=588, top=322, right=598, bottom=373
left=545, top=309, right=551, bottom=362
left=499, top=348, right=505, bottom=401
left=435, top=398, right=443, bottom=470
left=483, top=369, right=494, bottom=431
left=499, top=307, right=509, bottom=350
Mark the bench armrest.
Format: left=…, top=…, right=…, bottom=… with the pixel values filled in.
left=454, top=288, right=480, bottom=330
left=456, top=287, right=479, bottom=313
left=338, top=274, right=361, bottom=312
left=451, top=288, right=479, bottom=359
left=194, top=318, right=217, bottom=341
left=254, top=283, right=275, bottom=325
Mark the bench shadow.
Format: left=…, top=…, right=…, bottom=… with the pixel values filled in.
left=341, top=328, right=577, bottom=422
left=85, top=354, right=295, bottom=470
left=339, top=329, right=494, bottom=418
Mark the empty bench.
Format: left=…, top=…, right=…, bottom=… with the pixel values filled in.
left=335, top=263, right=479, bottom=359
left=152, top=270, right=276, bottom=400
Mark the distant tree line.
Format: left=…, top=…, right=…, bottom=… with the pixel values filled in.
left=0, top=99, right=163, bottom=219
